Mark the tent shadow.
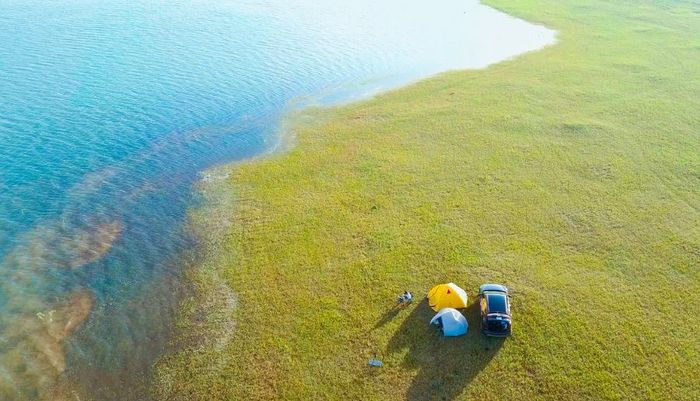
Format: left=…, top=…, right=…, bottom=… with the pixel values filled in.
left=387, top=299, right=504, bottom=401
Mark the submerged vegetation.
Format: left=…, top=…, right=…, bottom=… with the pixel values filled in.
left=155, top=0, right=700, bottom=400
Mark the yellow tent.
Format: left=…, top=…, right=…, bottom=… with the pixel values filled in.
left=427, top=283, right=468, bottom=311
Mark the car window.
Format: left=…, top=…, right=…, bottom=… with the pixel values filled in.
left=487, top=294, right=507, bottom=313
left=487, top=319, right=510, bottom=333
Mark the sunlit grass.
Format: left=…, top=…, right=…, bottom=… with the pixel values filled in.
left=154, top=1, right=700, bottom=400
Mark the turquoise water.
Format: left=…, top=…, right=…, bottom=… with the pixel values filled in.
left=0, top=1, right=554, bottom=399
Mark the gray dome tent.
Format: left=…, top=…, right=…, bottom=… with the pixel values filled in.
left=430, top=308, right=468, bottom=337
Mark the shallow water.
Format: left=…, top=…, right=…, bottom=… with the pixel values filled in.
left=0, top=1, right=555, bottom=399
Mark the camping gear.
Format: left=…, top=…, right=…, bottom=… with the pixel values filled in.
left=397, top=291, right=413, bottom=306
left=368, top=355, right=383, bottom=367
left=427, top=283, right=468, bottom=311
left=430, top=308, right=468, bottom=337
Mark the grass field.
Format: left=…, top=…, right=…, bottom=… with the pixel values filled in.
left=153, top=1, right=700, bottom=400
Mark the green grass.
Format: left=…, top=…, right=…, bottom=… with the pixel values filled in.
left=153, top=1, right=700, bottom=400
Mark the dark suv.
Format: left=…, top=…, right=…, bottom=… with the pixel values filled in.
left=478, top=284, right=512, bottom=336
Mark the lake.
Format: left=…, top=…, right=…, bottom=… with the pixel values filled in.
left=0, top=1, right=555, bottom=399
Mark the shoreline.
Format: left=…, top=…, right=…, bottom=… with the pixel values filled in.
left=153, top=8, right=559, bottom=392
left=0, top=1, right=556, bottom=398
left=151, top=2, right=559, bottom=396
left=153, top=0, right=699, bottom=400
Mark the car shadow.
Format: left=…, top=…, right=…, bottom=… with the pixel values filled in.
left=387, top=299, right=505, bottom=401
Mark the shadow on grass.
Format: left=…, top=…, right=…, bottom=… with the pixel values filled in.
left=373, top=303, right=408, bottom=330
left=387, top=299, right=504, bottom=401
